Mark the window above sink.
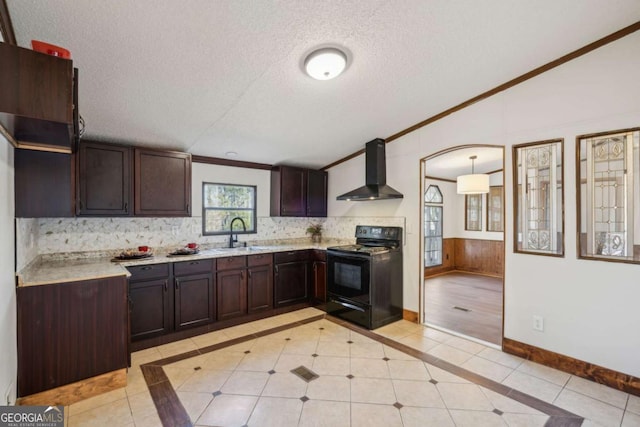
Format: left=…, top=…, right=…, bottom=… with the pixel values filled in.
left=202, top=182, right=257, bottom=236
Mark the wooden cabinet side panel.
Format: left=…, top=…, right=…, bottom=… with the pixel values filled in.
left=17, top=277, right=128, bottom=397
left=312, top=261, right=327, bottom=303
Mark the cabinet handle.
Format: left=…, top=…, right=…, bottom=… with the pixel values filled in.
left=186, top=203, right=190, bottom=211
left=275, top=265, right=279, bottom=274
left=175, top=279, right=180, bottom=290
left=314, top=263, right=317, bottom=272
left=142, top=266, right=152, bottom=271
left=79, top=200, right=84, bottom=210
left=124, top=202, right=128, bottom=213
left=190, top=261, right=199, bottom=265
left=163, top=280, right=168, bottom=292
left=240, top=271, right=244, bottom=280
left=248, top=270, right=252, bottom=279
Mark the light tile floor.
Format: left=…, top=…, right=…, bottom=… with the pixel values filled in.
left=64, top=308, right=640, bottom=426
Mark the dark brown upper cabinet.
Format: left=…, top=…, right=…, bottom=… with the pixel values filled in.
left=307, top=169, right=328, bottom=217
left=15, top=149, right=75, bottom=217
left=77, top=141, right=132, bottom=216
left=0, top=43, right=77, bottom=152
left=270, top=166, right=327, bottom=217
left=134, top=148, right=192, bottom=216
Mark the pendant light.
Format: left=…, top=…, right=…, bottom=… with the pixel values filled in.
left=457, top=155, right=490, bottom=194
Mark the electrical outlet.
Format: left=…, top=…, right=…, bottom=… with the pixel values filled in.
left=532, top=315, right=544, bottom=332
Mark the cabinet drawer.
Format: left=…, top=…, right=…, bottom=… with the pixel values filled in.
left=173, top=258, right=215, bottom=276
left=248, top=253, right=273, bottom=267
left=274, top=250, right=308, bottom=264
left=216, top=255, right=247, bottom=271
left=127, top=263, right=170, bottom=281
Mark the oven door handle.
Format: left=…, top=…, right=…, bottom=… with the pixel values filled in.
left=327, top=251, right=369, bottom=261
left=332, top=299, right=366, bottom=312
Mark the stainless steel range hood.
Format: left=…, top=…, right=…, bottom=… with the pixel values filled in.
left=337, top=138, right=404, bottom=201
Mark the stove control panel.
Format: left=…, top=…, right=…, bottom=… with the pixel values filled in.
left=355, top=225, right=402, bottom=241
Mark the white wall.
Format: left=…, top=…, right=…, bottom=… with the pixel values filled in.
left=328, top=32, right=640, bottom=377
left=0, top=134, right=16, bottom=404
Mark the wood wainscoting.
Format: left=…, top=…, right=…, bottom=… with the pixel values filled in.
left=425, top=238, right=504, bottom=278
left=503, top=338, right=640, bottom=397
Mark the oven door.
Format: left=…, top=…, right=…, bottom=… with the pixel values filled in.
left=327, top=251, right=370, bottom=303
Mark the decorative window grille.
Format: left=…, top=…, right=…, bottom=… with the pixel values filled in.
left=424, top=185, right=443, bottom=267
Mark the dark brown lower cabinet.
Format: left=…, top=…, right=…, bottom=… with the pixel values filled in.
left=274, top=251, right=310, bottom=307
left=216, top=269, right=248, bottom=321
left=17, top=277, right=128, bottom=397
left=248, top=254, right=273, bottom=313
left=128, top=263, right=173, bottom=342
left=174, top=273, right=215, bottom=330
left=129, top=277, right=172, bottom=341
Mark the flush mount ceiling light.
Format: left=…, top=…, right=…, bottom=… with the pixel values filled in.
left=304, top=47, right=347, bottom=80
left=225, top=151, right=238, bottom=158
left=457, top=155, right=490, bottom=194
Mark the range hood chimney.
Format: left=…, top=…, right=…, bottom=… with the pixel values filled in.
left=336, top=138, right=404, bottom=201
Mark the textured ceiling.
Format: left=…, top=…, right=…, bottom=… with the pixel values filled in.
left=7, top=1, right=640, bottom=168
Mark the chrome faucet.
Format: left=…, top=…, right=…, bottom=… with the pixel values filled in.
left=228, top=217, right=247, bottom=248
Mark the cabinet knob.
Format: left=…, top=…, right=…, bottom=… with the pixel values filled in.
left=142, top=266, right=152, bottom=271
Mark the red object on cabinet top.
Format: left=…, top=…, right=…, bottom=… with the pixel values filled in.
left=31, top=40, right=71, bottom=59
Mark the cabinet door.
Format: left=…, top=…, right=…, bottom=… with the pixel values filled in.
left=15, top=149, right=75, bottom=217
left=307, top=169, right=328, bottom=217
left=272, top=166, right=307, bottom=216
left=216, top=269, right=247, bottom=321
left=312, top=261, right=327, bottom=303
left=134, top=148, right=191, bottom=216
left=78, top=142, right=132, bottom=216
left=0, top=43, right=75, bottom=150
left=174, top=273, right=215, bottom=330
left=274, top=261, right=309, bottom=307
left=17, top=277, right=128, bottom=397
left=129, top=278, right=172, bottom=341
left=248, top=264, right=273, bottom=314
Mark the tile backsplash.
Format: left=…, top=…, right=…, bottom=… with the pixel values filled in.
left=16, top=216, right=405, bottom=268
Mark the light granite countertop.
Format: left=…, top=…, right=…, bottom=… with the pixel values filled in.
left=17, top=241, right=340, bottom=287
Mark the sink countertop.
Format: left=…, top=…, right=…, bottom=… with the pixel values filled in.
left=17, top=241, right=337, bottom=287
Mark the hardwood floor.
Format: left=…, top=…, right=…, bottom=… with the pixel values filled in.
left=423, top=271, right=502, bottom=345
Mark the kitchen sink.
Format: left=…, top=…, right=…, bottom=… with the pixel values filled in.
left=203, top=246, right=281, bottom=253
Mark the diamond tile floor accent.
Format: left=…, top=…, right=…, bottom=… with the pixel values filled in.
left=62, top=307, right=639, bottom=426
